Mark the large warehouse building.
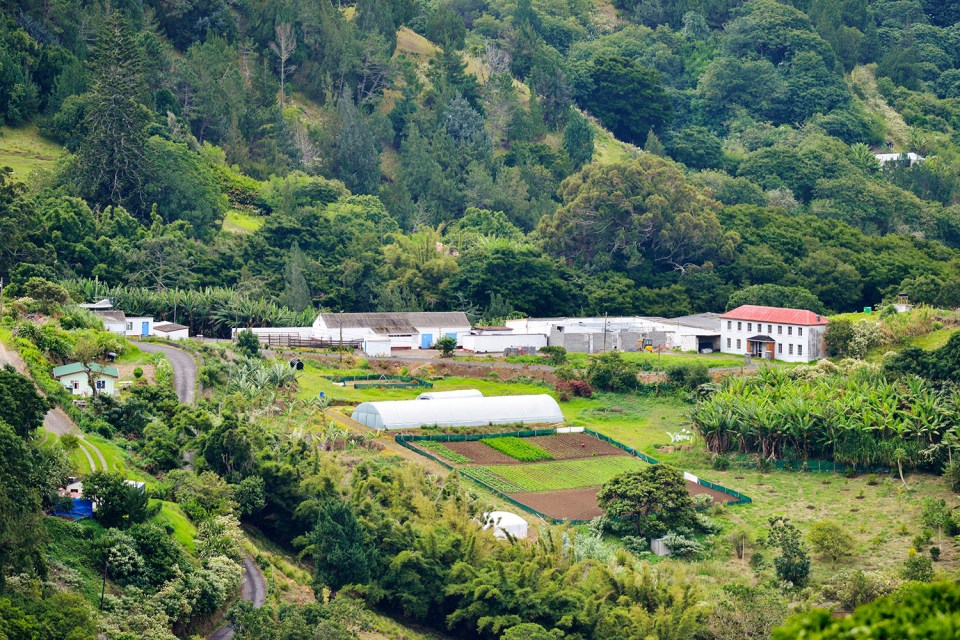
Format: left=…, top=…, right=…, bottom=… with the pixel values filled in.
left=351, top=394, right=564, bottom=430
left=313, top=311, right=471, bottom=350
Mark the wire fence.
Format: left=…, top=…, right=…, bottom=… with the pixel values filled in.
left=324, top=374, right=433, bottom=388
left=396, top=428, right=752, bottom=520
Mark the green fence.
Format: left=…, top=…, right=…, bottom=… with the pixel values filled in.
left=724, top=455, right=892, bottom=475
left=396, top=428, right=752, bottom=520
left=325, top=374, right=433, bottom=388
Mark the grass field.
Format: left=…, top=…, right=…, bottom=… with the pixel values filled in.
left=478, top=456, right=645, bottom=492
left=150, top=500, right=197, bottom=552
left=0, top=124, right=64, bottom=177
left=222, top=208, right=265, bottom=234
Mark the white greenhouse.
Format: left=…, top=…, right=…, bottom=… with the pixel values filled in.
left=483, top=511, right=529, bottom=540
left=351, top=394, right=564, bottom=430
left=416, top=389, right=484, bottom=400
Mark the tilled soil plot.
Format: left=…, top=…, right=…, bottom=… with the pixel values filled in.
left=525, top=434, right=626, bottom=460
left=510, top=480, right=740, bottom=521
left=437, top=441, right=518, bottom=465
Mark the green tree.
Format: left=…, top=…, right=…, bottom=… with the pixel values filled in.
left=23, top=277, right=71, bottom=314
left=83, top=471, right=150, bottom=529
left=501, top=623, right=565, bottom=639
left=426, top=6, right=467, bottom=51
left=563, top=109, right=594, bottom=170
left=768, top=516, right=810, bottom=586
left=0, top=366, right=48, bottom=439
left=583, top=55, right=672, bottom=145
left=824, top=319, right=855, bottom=357
left=280, top=241, right=312, bottom=312
left=920, top=497, right=949, bottom=551
left=597, top=464, right=694, bottom=537
left=726, top=284, right=826, bottom=315
left=808, top=520, right=855, bottom=563
left=309, top=497, right=377, bottom=593
left=76, top=12, right=152, bottom=210
left=334, top=92, right=381, bottom=195
left=435, top=335, right=457, bottom=357
left=236, top=330, right=261, bottom=359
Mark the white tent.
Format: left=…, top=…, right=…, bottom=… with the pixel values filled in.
left=350, top=394, right=564, bottom=430
left=416, top=389, right=483, bottom=400
left=483, top=511, right=528, bottom=540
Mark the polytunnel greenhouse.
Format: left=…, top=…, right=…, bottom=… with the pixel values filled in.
left=350, top=394, right=564, bottom=430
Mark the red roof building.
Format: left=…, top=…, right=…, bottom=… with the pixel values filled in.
left=719, top=305, right=828, bottom=326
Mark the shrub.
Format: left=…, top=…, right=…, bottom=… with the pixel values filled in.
left=808, top=520, right=855, bottom=563
left=943, top=459, right=960, bottom=492
left=539, top=346, right=567, bottom=365
left=711, top=454, right=730, bottom=470
left=930, top=546, right=941, bottom=561
left=556, top=380, right=593, bottom=400
left=902, top=550, right=935, bottom=582
left=435, top=335, right=457, bottom=357
left=822, top=569, right=901, bottom=611
left=235, top=329, right=260, bottom=358
left=621, top=535, right=649, bottom=556
left=132, top=367, right=143, bottom=379
left=665, top=362, right=710, bottom=390
left=663, top=533, right=704, bottom=559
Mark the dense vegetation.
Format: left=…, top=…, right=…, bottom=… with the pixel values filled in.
left=5, top=0, right=960, bottom=322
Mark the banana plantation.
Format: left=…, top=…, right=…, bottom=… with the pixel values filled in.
left=690, top=363, right=960, bottom=472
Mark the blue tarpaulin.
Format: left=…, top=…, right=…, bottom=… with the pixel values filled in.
left=53, top=498, right=93, bottom=519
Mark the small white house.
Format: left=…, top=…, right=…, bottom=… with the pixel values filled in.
left=52, top=362, right=120, bottom=397
left=313, top=312, right=471, bottom=350
left=124, top=316, right=155, bottom=338
left=874, top=151, right=924, bottom=166
left=153, top=322, right=190, bottom=340
left=719, top=305, right=828, bottom=363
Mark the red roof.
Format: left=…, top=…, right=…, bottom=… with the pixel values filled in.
left=719, top=305, right=828, bottom=326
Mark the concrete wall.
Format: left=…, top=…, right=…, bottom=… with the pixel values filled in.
left=461, top=333, right=548, bottom=353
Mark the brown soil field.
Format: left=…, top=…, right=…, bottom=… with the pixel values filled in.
left=429, top=432, right=628, bottom=465
left=509, top=480, right=740, bottom=521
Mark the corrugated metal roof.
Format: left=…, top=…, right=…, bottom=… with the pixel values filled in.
left=720, top=305, right=828, bottom=326
left=154, top=322, right=188, bottom=332
left=351, top=394, right=564, bottom=430
left=52, top=362, right=120, bottom=378
left=671, top=313, right=722, bottom=331
left=318, top=312, right=470, bottom=332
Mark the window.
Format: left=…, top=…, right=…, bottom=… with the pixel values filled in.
left=95, top=380, right=106, bottom=390
left=767, top=324, right=772, bottom=333
left=126, top=322, right=133, bottom=331
left=777, top=325, right=782, bottom=335
left=778, top=343, right=782, bottom=354
left=72, top=381, right=79, bottom=390
left=789, top=344, right=794, bottom=355
left=736, top=339, right=741, bottom=350
left=737, top=322, right=742, bottom=331
left=798, top=327, right=803, bottom=336
left=798, top=344, right=803, bottom=356
left=727, top=321, right=731, bottom=330
left=748, top=323, right=752, bottom=332
left=788, top=326, right=793, bottom=335
left=726, top=338, right=731, bottom=348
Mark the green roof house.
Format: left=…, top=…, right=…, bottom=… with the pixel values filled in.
left=52, top=362, right=120, bottom=397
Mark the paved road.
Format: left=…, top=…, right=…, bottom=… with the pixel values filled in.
left=136, top=341, right=198, bottom=404
left=208, top=557, right=266, bottom=640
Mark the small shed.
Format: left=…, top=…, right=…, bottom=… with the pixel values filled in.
left=351, top=394, right=564, bottom=430
left=363, top=336, right=392, bottom=357
left=416, top=389, right=483, bottom=400
left=153, top=322, right=190, bottom=340
left=483, top=511, right=528, bottom=540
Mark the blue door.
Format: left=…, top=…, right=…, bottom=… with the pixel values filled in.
left=420, top=333, right=433, bottom=349
left=141, top=321, right=150, bottom=337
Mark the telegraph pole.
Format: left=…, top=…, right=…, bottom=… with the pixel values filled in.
left=338, top=310, right=344, bottom=364
left=0, top=277, right=4, bottom=323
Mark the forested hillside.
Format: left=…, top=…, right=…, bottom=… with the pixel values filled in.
left=3, top=0, right=960, bottom=323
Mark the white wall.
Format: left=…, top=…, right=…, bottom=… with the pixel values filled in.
left=461, top=333, right=547, bottom=353
left=103, top=321, right=126, bottom=336
left=155, top=328, right=189, bottom=340
left=363, top=339, right=392, bottom=357
left=124, top=317, right=154, bottom=337
left=719, top=318, right=824, bottom=362
left=58, top=372, right=117, bottom=397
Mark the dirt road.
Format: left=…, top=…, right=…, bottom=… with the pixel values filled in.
left=207, top=556, right=267, bottom=640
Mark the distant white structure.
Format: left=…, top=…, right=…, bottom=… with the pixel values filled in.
left=416, top=389, right=483, bottom=400
left=719, top=305, right=828, bottom=363
left=351, top=394, right=564, bottom=430
left=313, top=312, right=471, bottom=350
left=97, top=310, right=128, bottom=336
left=153, top=322, right=190, bottom=340
left=483, top=511, right=529, bottom=540
left=461, top=331, right=547, bottom=354
left=52, top=362, right=119, bottom=396
left=362, top=336, right=393, bottom=357
left=874, top=152, right=924, bottom=166
left=504, top=316, right=720, bottom=353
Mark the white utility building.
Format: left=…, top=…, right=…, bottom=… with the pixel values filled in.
left=351, top=394, right=564, bottom=430
left=719, top=305, right=828, bottom=363
left=153, top=322, right=190, bottom=340
left=483, top=511, right=529, bottom=540
left=313, top=312, right=471, bottom=350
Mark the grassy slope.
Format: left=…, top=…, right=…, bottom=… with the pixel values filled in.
left=223, top=209, right=265, bottom=234
left=0, top=124, right=64, bottom=177
left=848, top=65, right=910, bottom=150
left=150, top=500, right=198, bottom=552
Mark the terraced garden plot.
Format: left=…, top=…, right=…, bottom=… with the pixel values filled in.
left=526, top=434, right=626, bottom=460
left=417, top=441, right=472, bottom=464
left=484, top=437, right=553, bottom=461
left=434, top=441, right=518, bottom=465
left=478, top=456, right=645, bottom=492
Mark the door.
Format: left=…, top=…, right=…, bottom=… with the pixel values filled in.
left=420, top=333, right=433, bottom=349
left=142, top=321, right=150, bottom=337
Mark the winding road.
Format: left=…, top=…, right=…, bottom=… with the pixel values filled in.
left=208, top=556, right=267, bottom=640
left=135, top=341, right=198, bottom=404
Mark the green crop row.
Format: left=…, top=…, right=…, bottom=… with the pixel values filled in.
left=459, top=467, right=526, bottom=493
left=417, top=441, right=472, bottom=464
left=479, top=456, right=645, bottom=492
left=484, top=437, right=554, bottom=462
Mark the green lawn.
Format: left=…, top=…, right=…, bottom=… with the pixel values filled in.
left=476, top=456, right=646, bottom=492
left=222, top=208, right=265, bottom=234
left=70, top=443, right=95, bottom=474
left=0, top=124, right=64, bottom=177
left=150, top=500, right=197, bottom=553
left=910, top=327, right=959, bottom=350
left=114, top=341, right=156, bottom=364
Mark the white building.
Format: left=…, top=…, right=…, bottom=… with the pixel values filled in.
left=874, top=152, right=924, bottom=166
left=351, top=394, right=564, bottom=430
left=96, top=310, right=128, bottom=336
left=153, top=322, right=190, bottom=340
left=313, top=312, right=471, bottom=350
left=460, top=331, right=547, bottom=353
left=124, top=316, right=155, bottom=338
left=719, top=305, right=828, bottom=363
left=52, top=362, right=120, bottom=396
